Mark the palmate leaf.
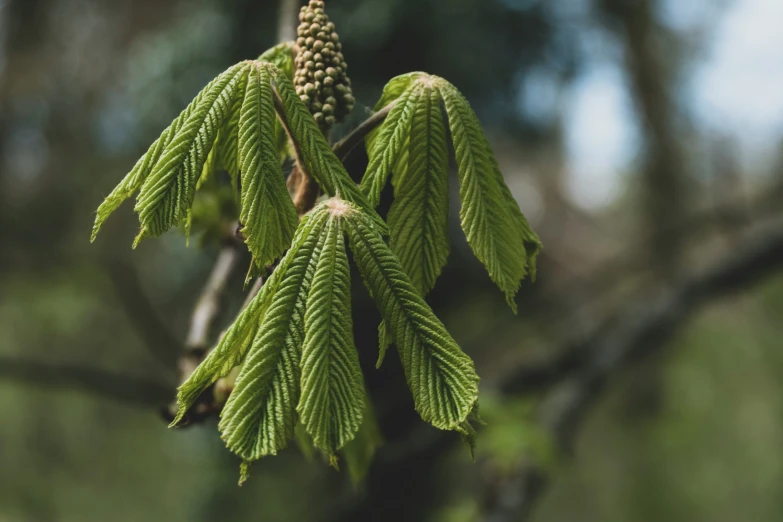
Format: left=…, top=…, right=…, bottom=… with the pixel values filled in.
left=439, top=83, right=541, bottom=312
left=361, top=73, right=541, bottom=313
left=271, top=69, right=389, bottom=236
left=345, top=206, right=479, bottom=431
left=218, top=206, right=331, bottom=460
left=298, top=213, right=364, bottom=455
left=238, top=63, right=298, bottom=268
left=171, top=209, right=328, bottom=425
left=91, top=63, right=247, bottom=242
left=133, top=62, right=250, bottom=244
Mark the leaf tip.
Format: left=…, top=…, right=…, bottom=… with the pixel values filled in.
left=132, top=227, right=148, bottom=249
left=238, top=461, right=251, bottom=486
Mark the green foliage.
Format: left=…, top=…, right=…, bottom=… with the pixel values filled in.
left=238, top=64, right=298, bottom=267
left=362, top=73, right=542, bottom=312
left=341, top=390, right=383, bottom=484
left=171, top=208, right=328, bottom=425
left=174, top=198, right=479, bottom=464
left=361, top=85, right=419, bottom=207
left=440, top=83, right=541, bottom=312
left=346, top=206, right=479, bottom=431
left=298, top=214, right=364, bottom=455
left=219, top=207, right=328, bottom=460
left=271, top=69, right=389, bottom=235
left=92, top=32, right=542, bottom=478
left=257, top=41, right=295, bottom=78
left=133, top=63, right=248, bottom=245
left=387, top=84, right=450, bottom=297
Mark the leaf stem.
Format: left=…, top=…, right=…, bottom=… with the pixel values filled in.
left=332, top=101, right=395, bottom=161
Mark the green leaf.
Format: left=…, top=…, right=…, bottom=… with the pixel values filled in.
left=439, top=82, right=541, bottom=312
left=133, top=62, right=250, bottom=244
left=271, top=68, right=389, bottom=236
left=298, top=214, right=364, bottom=455
left=365, top=72, right=426, bottom=154
left=91, top=65, right=243, bottom=242
left=258, top=41, right=295, bottom=79
left=171, top=209, right=327, bottom=426
left=360, top=86, right=420, bottom=208
left=345, top=207, right=479, bottom=431
left=218, top=207, right=331, bottom=460
left=387, top=83, right=450, bottom=297
left=213, top=67, right=250, bottom=200
left=238, top=63, right=299, bottom=267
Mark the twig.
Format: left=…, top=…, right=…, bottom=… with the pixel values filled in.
left=483, top=216, right=783, bottom=522
left=106, top=259, right=181, bottom=371
left=332, top=101, right=395, bottom=161
left=184, top=245, right=240, bottom=353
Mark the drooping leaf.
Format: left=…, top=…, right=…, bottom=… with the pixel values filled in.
left=387, top=83, right=450, bottom=296
left=218, top=207, right=331, bottom=460
left=171, top=209, right=327, bottom=426
left=91, top=64, right=247, bottom=241
left=365, top=72, right=426, bottom=154
left=271, top=69, right=389, bottom=236
left=133, top=62, right=250, bottom=244
left=298, top=213, right=364, bottom=455
left=238, top=63, right=299, bottom=267
left=360, top=86, right=420, bottom=208
left=345, top=207, right=479, bottom=431
left=257, top=43, right=297, bottom=165
left=212, top=66, right=250, bottom=199
left=439, top=82, right=542, bottom=312
left=258, top=41, right=295, bottom=79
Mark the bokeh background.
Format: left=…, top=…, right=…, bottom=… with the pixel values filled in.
left=2, top=0, right=783, bottom=521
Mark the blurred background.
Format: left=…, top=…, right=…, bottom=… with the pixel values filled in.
left=2, top=0, right=783, bottom=520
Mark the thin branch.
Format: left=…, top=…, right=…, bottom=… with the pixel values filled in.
left=106, top=259, right=181, bottom=371
left=483, top=216, right=783, bottom=522
left=332, top=101, right=395, bottom=161
left=184, top=245, right=240, bottom=353
left=0, top=356, right=171, bottom=408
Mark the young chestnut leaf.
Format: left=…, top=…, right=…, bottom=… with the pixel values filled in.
left=171, top=208, right=328, bottom=425
left=219, top=207, right=330, bottom=460
left=238, top=64, right=299, bottom=268
left=298, top=214, right=364, bottom=456
left=133, top=63, right=249, bottom=245
left=91, top=62, right=247, bottom=242
left=439, top=82, right=541, bottom=311
left=362, top=73, right=542, bottom=313
left=345, top=204, right=480, bottom=432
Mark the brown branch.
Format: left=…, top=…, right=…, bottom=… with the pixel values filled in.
left=483, top=216, right=783, bottom=522
left=332, top=101, right=395, bottom=162
left=106, top=259, right=181, bottom=371
left=0, top=356, right=172, bottom=408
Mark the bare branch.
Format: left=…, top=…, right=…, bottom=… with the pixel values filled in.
left=484, top=216, right=783, bottom=521
left=105, top=258, right=181, bottom=371
left=332, top=101, right=395, bottom=162
left=0, top=356, right=171, bottom=408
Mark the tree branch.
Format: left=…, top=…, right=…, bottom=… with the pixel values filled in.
left=106, top=259, right=181, bottom=371
left=0, top=356, right=171, bottom=408
left=332, top=101, right=395, bottom=161
left=484, top=216, right=783, bottom=521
